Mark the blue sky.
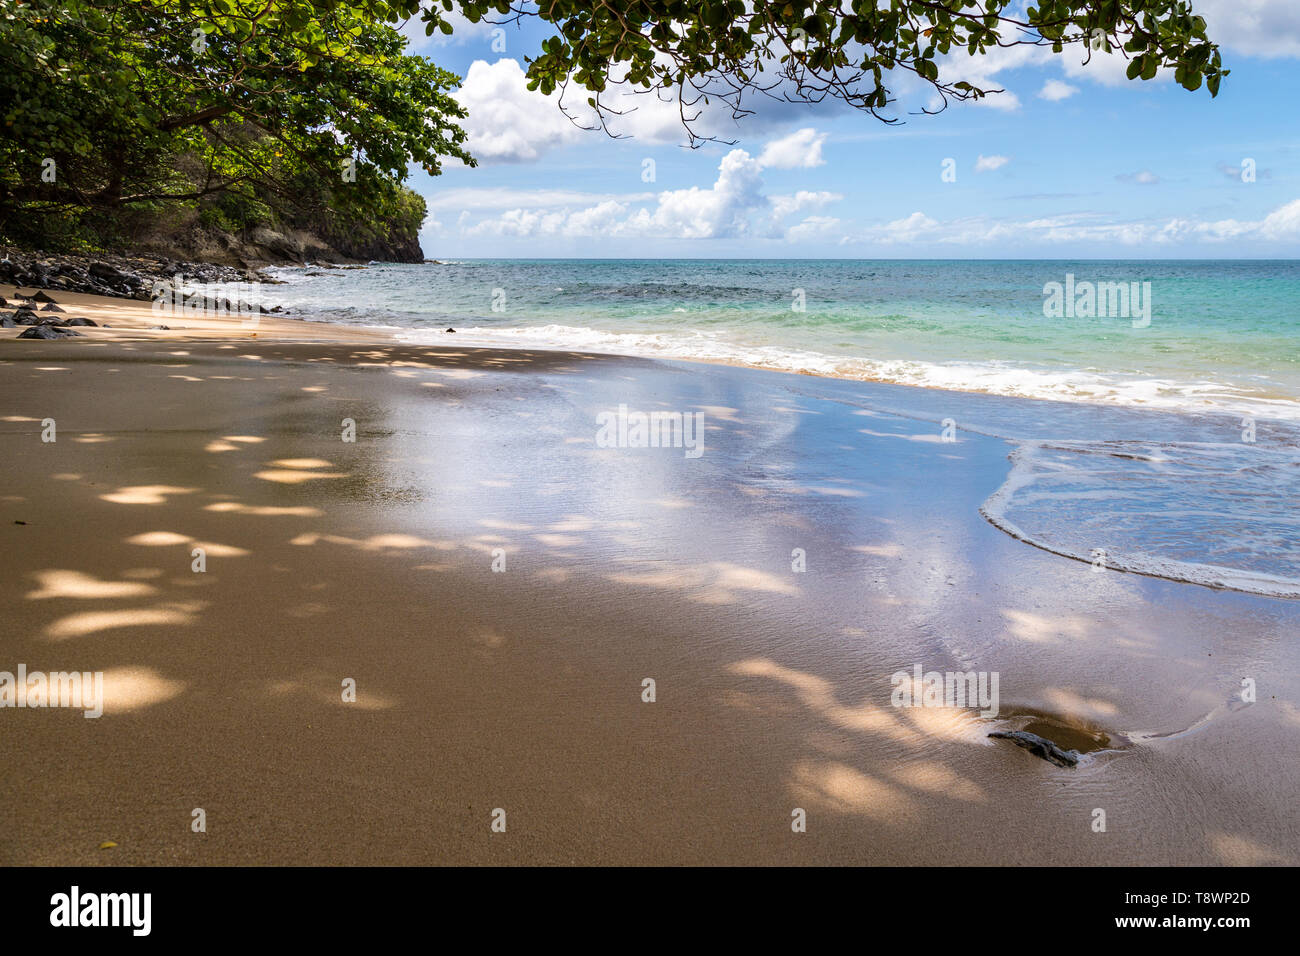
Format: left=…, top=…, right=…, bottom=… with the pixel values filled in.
left=399, top=2, right=1300, bottom=258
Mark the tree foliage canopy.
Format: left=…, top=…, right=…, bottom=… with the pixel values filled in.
left=0, top=0, right=472, bottom=249
left=433, top=0, right=1227, bottom=143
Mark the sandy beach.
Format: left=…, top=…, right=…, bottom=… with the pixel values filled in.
left=2, top=286, right=1298, bottom=866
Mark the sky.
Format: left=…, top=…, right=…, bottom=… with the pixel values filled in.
left=397, top=1, right=1300, bottom=259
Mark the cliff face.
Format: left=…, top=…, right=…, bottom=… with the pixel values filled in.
left=0, top=181, right=429, bottom=270
left=133, top=222, right=423, bottom=268
left=2, top=223, right=427, bottom=303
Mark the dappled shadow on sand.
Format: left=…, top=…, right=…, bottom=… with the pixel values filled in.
left=1, top=339, right=1297, bottom=864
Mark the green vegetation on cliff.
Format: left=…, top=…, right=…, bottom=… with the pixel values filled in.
left=0, top=0, right=474, bottom=260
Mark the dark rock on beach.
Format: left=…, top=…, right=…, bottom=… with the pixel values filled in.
left=64, top=316, right=98, bottom=327
left=0, top=316, right=14, bottom=327
left=17, top=324, right=80, bottom=339
left=88, top=261, right=125, bottom=282
left=1, top=247, right=269, bottom=304
left=41, top=303, right=65, bottom=312
left=989, top=730, right=1081, bottom=768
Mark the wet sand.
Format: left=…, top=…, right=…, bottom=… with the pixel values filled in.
left=2, top=289, right=1297, bottom=865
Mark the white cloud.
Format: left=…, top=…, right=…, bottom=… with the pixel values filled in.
left=770, top=190, right=842, bottom=218
left=564, top=201, right=631, bottom=236
left=629, top=148, right=768, bottom=239
left=466, top=208, right=570, bottom=237
left=842, top=198, right=1300, bottom=247
left=877, top=211, right=942, bottom=243
left=975, top=154, right=1010, bottom=172
left=464, top=149, right=767, bottom=239
left=1196, top=0, right=1300, bottom=58
left=1059, top=44, right=1156, bottom=87
left=452, top=58, right=761, bottom=163
left=457, top=133, right=841, bottom=241
left=426, top=188, right=656, bottom=212
left=757, top=128, right=828, bottom=168
left=1117, top=170, right=1160, bottom=184
left=401, top=8, right=497, bottom=51
left=452, top=60, right=584, bottom=163
left=786, top=216, right=842, bottom=242
left=932, top=37, right=1045, bottom=111
left=924, top=15, right=1192, bottom=108
left=1253, top=199, right=1300, bottom=238
left=1038, top=79, right=1079, bottom=101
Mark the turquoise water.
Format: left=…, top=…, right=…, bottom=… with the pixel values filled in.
left=263, top=259, right=1300, bottom=419
left=247, top=259, right=1300, bottom=597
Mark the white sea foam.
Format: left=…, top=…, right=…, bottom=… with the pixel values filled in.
left=396, top=322, right=1300, bottom=423
left=980, top=439, right=1300, bottom=598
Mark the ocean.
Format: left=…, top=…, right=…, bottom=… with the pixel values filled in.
left=248, top=258, right=1300, bottom=598
left=261, top=259, right=1300, bottom=419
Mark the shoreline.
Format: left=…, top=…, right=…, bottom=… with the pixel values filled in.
left=7, top=282, right=1299, bottom=601
left=11, top=281, right=1300, bottom=424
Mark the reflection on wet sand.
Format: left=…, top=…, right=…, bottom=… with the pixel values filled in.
left=0, top=340, right=1296, bottom=865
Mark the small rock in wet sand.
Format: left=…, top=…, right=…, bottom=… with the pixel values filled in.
left=989, top=730, right=1080, bottom=768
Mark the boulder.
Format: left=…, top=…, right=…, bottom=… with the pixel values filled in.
left=89, top=261, right=126, bottom=281
left=18, top=324, right=80, bottom=339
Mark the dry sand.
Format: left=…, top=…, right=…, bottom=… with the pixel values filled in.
left=2, top=288, right=1297, bottom=865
